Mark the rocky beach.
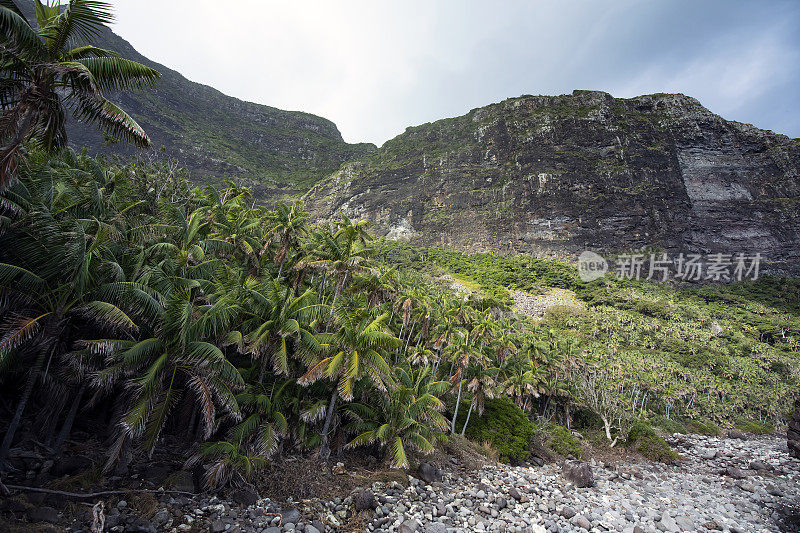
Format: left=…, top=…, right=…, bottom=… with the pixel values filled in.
left=7, top=432, right=796, bottom=533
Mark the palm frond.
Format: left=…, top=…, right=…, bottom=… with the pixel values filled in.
left=75, top=56, right=160, bottom=92
left=78, top=300, right=138, bottom=333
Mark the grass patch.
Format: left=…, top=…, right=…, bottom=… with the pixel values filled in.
left=733, top=417, right=775, bottom=435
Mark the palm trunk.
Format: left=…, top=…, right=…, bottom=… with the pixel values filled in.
left=0, top=347, right=47, bottom=469
left=451, top=375, right=464, bottom=434
left=53, top=383, right=86, bottom=454
left=319, top=387, right=338, bottom=460
left=461, top=397, right=475, bottom=436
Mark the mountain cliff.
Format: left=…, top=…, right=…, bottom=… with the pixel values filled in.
left=17, top=1, right=375, bottom=197
left=304, top=90, right=800, bottom=274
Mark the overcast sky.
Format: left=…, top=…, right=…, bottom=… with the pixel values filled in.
left=111, top=0, right=800, bottom=146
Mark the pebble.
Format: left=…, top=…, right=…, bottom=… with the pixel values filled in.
left=364, top=434, right=798, bottom=533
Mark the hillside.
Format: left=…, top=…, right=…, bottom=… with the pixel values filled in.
left=376, top=239, right=800, bottom=424
left=17, top=1, right=375, bottom=198
left=305, top=90, right=800, bottom=274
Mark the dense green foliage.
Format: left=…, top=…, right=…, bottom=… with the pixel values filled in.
left=376, top=240, right=799, bottom=429
left=456, top=397, right=535, bottom=464
left=535, top=423, right=583, bottom=459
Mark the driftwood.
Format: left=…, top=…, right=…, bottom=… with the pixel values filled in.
left=90, top=501, right=105, bottom=533
left=4, top=484, right=196, bottom=500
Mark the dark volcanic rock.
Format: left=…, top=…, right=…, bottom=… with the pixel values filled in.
left=417, top=462, right=443, bottom=484
left=306, top=90, right=800, bottom=275
left=354, top=489, right=377, bottom=511
left=789, top=396, right=800, bottom=459
left=726, top=466, right=747, bottom=479
left=26, top=506, right=59, bottom=523
left=562, top=460, right=595, bottom=488
left=232, top=488, right=260, bottom=506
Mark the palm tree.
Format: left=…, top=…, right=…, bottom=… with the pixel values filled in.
left=189, top=440, right=267, bottom=490
left=304, top=218, right=374, bottom=328
left=460, top=363, right=499, bottom=436
left=344, top=365, right=448, bottom=468
left=0, top=162, right=150, bottom=467
left=443, top=331, right=480, bottom=434
left=298, top=301, right=400, bottom=459
left=0, top=0, right=160, bottom=189
left=240, top=276, right=324, bottom=378
left=229, top=381, right=291, bottom=459
left=101, top=289, right=244, bottom=469
left=267, top=201, right=309, bottom=277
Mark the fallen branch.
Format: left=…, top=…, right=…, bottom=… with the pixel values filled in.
left=5, top=485, right=197, bottom=500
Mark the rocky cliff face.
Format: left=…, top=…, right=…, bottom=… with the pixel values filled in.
left=305, top=91, right=800, bottom=274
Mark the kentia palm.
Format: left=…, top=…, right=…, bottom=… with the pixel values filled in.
left=267, top=200, right=309, bottom=278
left=0, top=0, right=160, bottom=188
left=299, top=298, right=401, bottom=459
left=101, top=288, right=244, bottom=469
left=442, top=330, right=480, bottom=434
left=344, top=365, right=449, bottom=469
left=0, top=160, right=149, bottom=467
left=240, top=276, right=325, bottom=379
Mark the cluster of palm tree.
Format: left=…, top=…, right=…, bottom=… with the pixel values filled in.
left=0, top=146, right=581, bottom=485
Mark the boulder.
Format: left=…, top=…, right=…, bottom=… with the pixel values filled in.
left=232, top=488, right=259, bottom=506
left=26, top=506, right=60, bottom=524
left=398, top=519, right=420, bottom=533
left=127, top=518, right=157, bottom=533
left=417, top=462, right=443, bottom=484
left=562, top=460, right=595, bottom=488
left=727, top=430, right=748, bottom=440
left=280, top=507, right=300, bottom=524
left=560, top=506, right=577, bottom=519
left=725, top=466, right=747, bottom=479
left=788, top=396, right=800, bottom=458
left=426, top=523, right=448, bottom=533
left=354, top=489, right=377, bottom=512
left=51, top=455, right=92, bottom=477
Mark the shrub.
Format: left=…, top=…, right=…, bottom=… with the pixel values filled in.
left=632, top=298, right=672, bottom=318
left=626, top=421, right=679, bottom=463
left=457, top=397, right=534, bottom=464
left=684, top=417, right=721, bottom=436
left=542, top=305, right=588, bottom=325
left=537, top=423, right=582, bottom=459
left=649, top=416, right=688, bottom=435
